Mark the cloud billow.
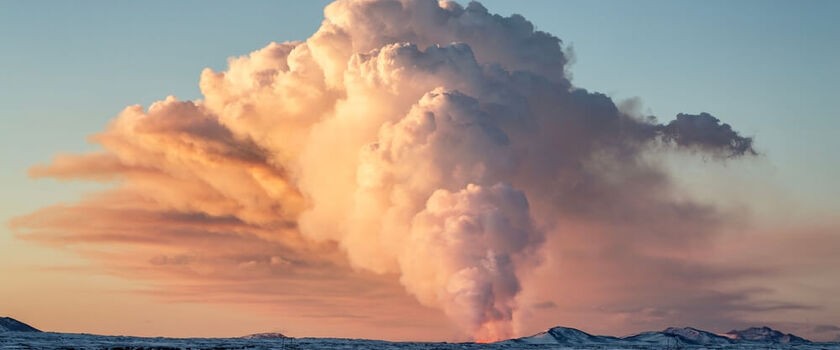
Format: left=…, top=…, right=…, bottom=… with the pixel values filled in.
left=13, top=0, right=760, bottom=341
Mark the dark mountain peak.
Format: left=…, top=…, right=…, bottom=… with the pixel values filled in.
left=546, top=326, right=618, bottom=343
left=0, top=317, right=41, bottom=332
left=241, top=332, right=288, bottom=339
left=547, top=325, right=591, bottom=336
left=726, top=326, right=810, bottom=344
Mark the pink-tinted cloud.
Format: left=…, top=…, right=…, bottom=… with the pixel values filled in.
left=15, top=0, right=836, bottom=342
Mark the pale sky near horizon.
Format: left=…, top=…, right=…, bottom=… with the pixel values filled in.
left=1, top=0, right=839, bottom=342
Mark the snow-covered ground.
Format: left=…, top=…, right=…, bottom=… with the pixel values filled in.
left=2, top=331, right=840, bottom=350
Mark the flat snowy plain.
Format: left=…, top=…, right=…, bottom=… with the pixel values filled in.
left=3, top=331, right=840, bottom=350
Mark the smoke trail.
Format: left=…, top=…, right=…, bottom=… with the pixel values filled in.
left=16, top=0, right=755, bottom=340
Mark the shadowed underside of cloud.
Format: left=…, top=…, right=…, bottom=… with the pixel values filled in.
left=657, top=113, right=756, bottom=157
left=13, top=0, right=821, bottom=342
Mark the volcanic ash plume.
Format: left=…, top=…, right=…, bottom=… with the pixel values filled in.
left=17, top=0, right=755, bottom=340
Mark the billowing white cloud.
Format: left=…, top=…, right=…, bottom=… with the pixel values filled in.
left=15, top=0, right=764, bottom=341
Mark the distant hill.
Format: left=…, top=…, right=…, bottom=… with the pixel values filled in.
left=663, top=327, right=734, bottom=345
left=513, top=324, right=811, bottom=346
left=625, top=327, right=733, bottom=346
left=240, top=332, right=288, bottom=339
left=510, top=326, right=620, bottom=345
left=0, top=317, right=41, bottom=332
left=726, top=326, right=810, bottom=344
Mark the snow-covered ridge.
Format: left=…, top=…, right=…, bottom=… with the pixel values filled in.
left=1, top=316, right=836, bottom=349
left=512, top=326, right=621, bottom=345
left=726, top=326, right=810, bottom=344
left=512, top=325, right=815, bottom=346
left=623, top=327, right=733, bottom=346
